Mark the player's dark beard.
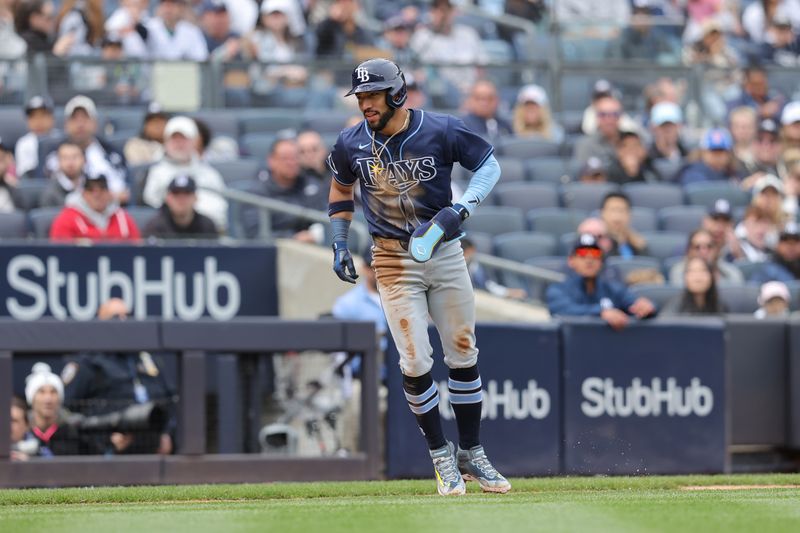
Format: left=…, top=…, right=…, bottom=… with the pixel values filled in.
left=368, top=106, right=396, bottom=132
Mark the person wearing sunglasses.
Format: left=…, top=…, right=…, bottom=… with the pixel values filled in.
left=546, top=233, right=656, bottom=330
left=668, top=228, right=744, bottom=285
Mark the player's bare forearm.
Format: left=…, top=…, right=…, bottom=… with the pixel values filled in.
left=329, top=180, right=355, bottom=221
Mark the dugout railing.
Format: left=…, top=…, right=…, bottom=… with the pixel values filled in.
left=0, top=318, right=379, bottom=488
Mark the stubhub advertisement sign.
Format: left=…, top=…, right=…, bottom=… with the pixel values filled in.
left=0, top=245, right=278, bottom=320
left=385, top=323, right=561, bottom=478
left=561, top=319, right=727, bottom=475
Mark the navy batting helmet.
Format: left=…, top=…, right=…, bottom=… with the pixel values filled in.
left=345, top=58, right=407, bottom=109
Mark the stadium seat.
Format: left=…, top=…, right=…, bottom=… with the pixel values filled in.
left=465, top=231, right=493, bottom=255
left=0, top=107, right=28, bottom=149
left=189, top=111, right=239, bottom=139
left=494, top=182, right=559, bottom=211
left=495, top=156, right=527, bottom=183
left=29, top=207, right=62, bottom=239
left=239, top=132, right=277, bottom=160
left=630, top=207, right=658, bottom=232
left=497, top=137, right=561, bottom=158
left=684, top=182, right=751, bottom=209
left=641, top=231, right=688, bottom=260
left=630, top=283, right=682, bottom=310
left=606, top=256, right=663, bottom=284
left=658, top=205, right=708, bottom=233
left=785, top=280, right=800, bottom=311
left=622, top=183, right=684, bottom=210
left=210, top=158, right=261, bottom=183
left=493, top=231, right=558, bottom=262
left=732, top=259, right=761, bottom=282
left=525, top=255, right=569, bottom=275
left=463, top=206, right=525, bottom=236
left=561, top=182, right=619, bottom=210
left=527, top=207, right=587, bottom=238
left=240, top=110, right=304, bottom=135
left=103, top=108, right=145, bottom=134
left=557, top=110, right=584, bottom=135
left=0, top=211, right=30, bottom=239
left=525, top=157, right=570, bottom=183
left=652, top=159, right=685, bottom=182
left=301, top=110, right=354, bottom=134
left=719, top=285, right=760, bottom=313
left=559, top=232, right=577, bottom=255
left=15, top=179, right=50, bottom=211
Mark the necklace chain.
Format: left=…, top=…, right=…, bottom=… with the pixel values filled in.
left=371, top=110, right=411, bottom=175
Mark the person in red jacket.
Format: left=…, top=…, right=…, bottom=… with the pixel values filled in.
left=50, top=174, right=141, bottom=242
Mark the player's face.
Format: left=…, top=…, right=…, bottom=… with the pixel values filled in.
left=357, top=91, right=395, bottom=131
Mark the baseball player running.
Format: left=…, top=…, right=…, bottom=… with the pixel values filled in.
left=326, top=58, right=509, bottom=495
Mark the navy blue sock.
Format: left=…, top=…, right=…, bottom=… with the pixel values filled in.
left=403, top=372, right=446, bottom=450
left=448, top=365, right=482, bottom=450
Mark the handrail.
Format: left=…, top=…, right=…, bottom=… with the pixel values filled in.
left=475, top=252, right=566, bottom=284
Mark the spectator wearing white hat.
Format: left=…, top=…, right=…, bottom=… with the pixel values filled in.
left=142, top=116, right=228, bottom=230
left=648, top=101, right=688, bottom=164
left=751, top=173, right=788, bottom=227
left=754, top=280, right=792, bottom=318
left=43, top=95, right=130, bottom=203
left=25, top=362, right=93, bottom=456
left=511, top=84, right=564, bottom=143
left=781, top=101, right=800, bottom=153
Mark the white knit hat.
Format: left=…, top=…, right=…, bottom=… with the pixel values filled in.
left=25, top=362, right=64, bottom=406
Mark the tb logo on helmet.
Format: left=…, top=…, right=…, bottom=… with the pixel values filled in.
left=356, top=67, right=370, bottom=83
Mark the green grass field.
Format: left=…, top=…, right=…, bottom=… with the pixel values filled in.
left=1, top=474, right=799, bottom=533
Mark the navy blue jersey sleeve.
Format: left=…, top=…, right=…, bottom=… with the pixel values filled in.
left=448, top=116, right=495, bottom=172
left=327, top=135, right=357, bottom=186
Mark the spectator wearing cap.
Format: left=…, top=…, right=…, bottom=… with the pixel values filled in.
left=201, top=0, right=243, bottom=61
left=44, top=95, right=130, bottom=202
left=55, top=0, right=104, bottom=57
left=660, top=257, right=727, bottom=316
left=143, top=175, right=218, bottom=239
left=751, top=174, right=788, bottom=227
left=142, top=116, right=228, bottom=230
left=240, top=136, right=327, bottom=241
left=546, top=233, right=656, bottom=330
left=15, top=95, right=58, bottom=179
left=39, top=141, right=86, bottom=208
left=678, top=128, right=739, bottom=185
left=511, top=84, right=564, bottom=143
left=14, top=0, right=75, bottom=56
left=726, top=66, right=785, bottom=122
left=124, top=104, right=169, bottom=166
left=703, top=198, right=742, bottom=260
left=758, top=12, right=800, bottom=67
left=738, top=118, right=781, bottom=179
left=409, top=0, right=487, bottom=97
left=577, top=157, right=609, bottom=183
left=732, top=205, right=777, bottom=263
left=611, top=0, right=681, bottom=63
left=742, top=0, right=800, bottom=44
left=315, top=0, right=374, bottom=58
left=378, top=12, right=418, bottom=66
left=25, top=362, right=97, bottom=456
left=460, top=79, right=513, bottom=143
left=581, top=80, right=640, bottom=136
left=600, top=192, right=649, bottom=258
left=668, top=228, right=744, bottom=285
left=648, top=101, right=688, bottom=164
left=754, top=281, right=792, bottom=318
left=751, top=222, right=800, bottom=283
left=0, top=139, right=21, bottom=213
left=780, top=101, right=800, bottom=153
left=50, top=174, right=141, bottom=242
left=783, top=159, right=800, bottom=220
left=575, top=92, right=626, bottom=166
left=144, top=0, right=208, bottom=61
left=682, top=18, right=739, bottom=68
left=245, top=0, right=307, bottom=63
left=607, top=129, right=662, bottom=184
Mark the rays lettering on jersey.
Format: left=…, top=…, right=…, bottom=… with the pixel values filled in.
left=356, top=156, right=437, bottom=192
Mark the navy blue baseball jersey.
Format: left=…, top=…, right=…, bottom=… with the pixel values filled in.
left=327, top=109, right=494, bottom=240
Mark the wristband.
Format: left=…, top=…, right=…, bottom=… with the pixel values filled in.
left=328, top=200, right=355, bottom=217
